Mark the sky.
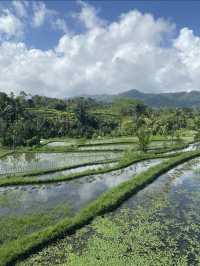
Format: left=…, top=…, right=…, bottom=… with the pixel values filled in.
left=0, top=0, right=200, bottom=98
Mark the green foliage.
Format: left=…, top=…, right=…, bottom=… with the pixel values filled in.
left=135, top=116, right=152, bottom=152
left=0, top=92, right=121, bottom=146
left=1, top=90, right=199, bottom=147
left=136, top=126, right=151, bottom=152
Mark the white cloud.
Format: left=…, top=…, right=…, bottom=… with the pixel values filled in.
left=0, top=3, right=200, bottom=98
left=0, top=9, right=24, bottom=40
left=32, top=1, right=57, bottom=28
left=12, top=1, right=28, bottom=18
left=76, top=0, right=106, bottom=29
left=51, top=18, right=68, bottom=33
left=32, top=2, right=46, bottom=27
left=32, top=1, right=68, bottom=34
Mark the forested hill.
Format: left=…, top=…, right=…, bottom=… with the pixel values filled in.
left=1, top=90, right=200, bottom=149
left=118, top=90, right=200, bottom=107
left=91, top=90, right=200, bottom=107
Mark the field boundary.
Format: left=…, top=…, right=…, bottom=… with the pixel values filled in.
left=0, top=150, right=200, bottom=266
left=0, top=151, right=181, bottom=187
left=0, top=158, right=117, bottom=178
left=0, top=141, right=195, bottom=187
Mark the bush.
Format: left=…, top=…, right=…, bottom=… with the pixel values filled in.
left=26, top=136, right=41, bottom=147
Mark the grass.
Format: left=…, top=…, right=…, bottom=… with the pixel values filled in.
left=0, top=140, right=195, bottom=187
left=0, top=150, right=200, bottom=266
left=0, top=149, right=181, bottom=187
left=0, top=148, right=13, bottom=159
left=36, top=138, right=194, bottom=154
left=1, top=158, right=117, bottom=177
left=34, top=144, right=125, bottom=153
left=0, top=204, right=71, bottom=246
left=40, top=135, right=189, bottom=148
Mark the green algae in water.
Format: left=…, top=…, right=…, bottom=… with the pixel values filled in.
left=18, top=158, right=200, bottom=266
left=0, top=158, right=163, bottom=254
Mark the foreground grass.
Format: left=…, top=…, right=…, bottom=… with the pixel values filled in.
left=0, top=204, right=71, bottom=246
left=0, top=150, right=200, bottom=266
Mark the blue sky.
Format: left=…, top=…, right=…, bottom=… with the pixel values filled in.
left=0, top=1, right=200, bottom=97
left=1, top=0, right=200, bottom=50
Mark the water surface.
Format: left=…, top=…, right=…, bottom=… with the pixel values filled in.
left=0, top=152, right=121, bottom=175
left=36, top=162, right=117, bottom=180
left=18, top=157, right=200, bottom=265
left=0, top=158, right=163, bottom=217
left=47, top=157, right=200, bottom=265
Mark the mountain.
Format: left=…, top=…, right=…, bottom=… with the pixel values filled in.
left=92, top=90, right=200, bottom=108
left=118, top=89, right=200, bottom=107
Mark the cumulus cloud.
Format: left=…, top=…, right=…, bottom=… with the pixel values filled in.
left=0, top=2, right=200, bottom=97
left=173, top=28, right=200, bottom=89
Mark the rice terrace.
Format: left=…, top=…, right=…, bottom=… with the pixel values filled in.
left=1, top=0, right=200, bottom=265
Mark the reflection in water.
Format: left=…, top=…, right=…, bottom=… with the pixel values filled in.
left=165, top=142, right=199, bottom=155
left=0, top=159, right=162, bottom=217
left=99, top=157, right=200, bottom=264
left=47, top=142, right=76, bottom=147
left=37, top=162, right=117, bottom=180
left=18, top=157, right=200, bottom=266
left=0, top=152, right=121, bottom=175
left=78, top=144, right=137, bottom=151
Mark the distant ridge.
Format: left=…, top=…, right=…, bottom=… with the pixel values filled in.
left=91, top=89, right=200, bottom=107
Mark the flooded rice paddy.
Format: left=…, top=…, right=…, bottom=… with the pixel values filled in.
left=0, top=158, right=162, bottom=246
left=0, top=158, right=162, bottom=216
left=0, top=151, right=121, bottom=176
left=78, top=144, right=137, bottom=151
left=165, top=142, right=199, bottom=155
left=23, top=157, right=200, bottom=265
left=45, top=140, right=172, bottom=151
left=46, top=141, right=76, bottom=147
left=1, top=137, right=199, bottom=265
left=36, top=162, right=117, bottom=180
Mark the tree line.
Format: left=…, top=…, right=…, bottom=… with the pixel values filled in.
left=0, top=91, right=200, bottom=149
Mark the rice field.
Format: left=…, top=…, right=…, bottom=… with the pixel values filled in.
left=20, top=157, right=200, bottom=265
left=0, top=158, right=162, bottom=246
left=1, top=137, right=200, bottom=266
left=0, top=151, right=121, bottom=176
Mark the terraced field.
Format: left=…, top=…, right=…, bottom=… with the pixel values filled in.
left=0, top=137, right=200, bottom=266
left=0, top=151, right=121, bottom=176
left=23, top=157, right=200, bottom=266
